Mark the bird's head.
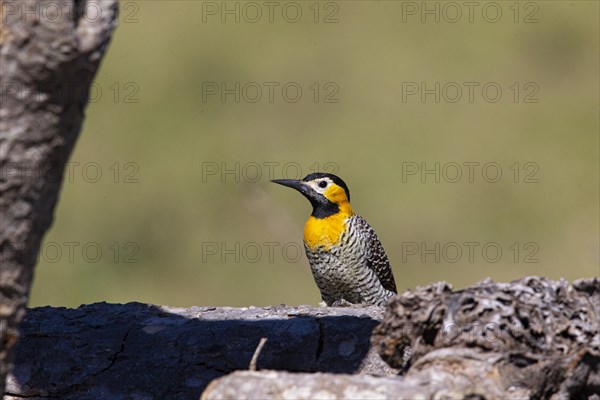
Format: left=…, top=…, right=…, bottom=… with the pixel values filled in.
left=272, top=173, right=352, bottom=218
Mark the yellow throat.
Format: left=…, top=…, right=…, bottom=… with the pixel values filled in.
left=303, top=186, right=354, bottom=251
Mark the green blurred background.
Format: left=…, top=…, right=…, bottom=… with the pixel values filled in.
left=30, top=1, right=599, bottom=307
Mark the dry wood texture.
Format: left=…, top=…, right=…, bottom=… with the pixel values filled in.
left=4, top=278, right=598, bottom=399
left=0, top=0, right=118, bottom=395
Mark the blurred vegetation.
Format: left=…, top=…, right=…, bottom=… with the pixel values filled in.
left=29, top=1, right=599, bottom=307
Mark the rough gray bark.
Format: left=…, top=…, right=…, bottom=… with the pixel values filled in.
left=201, top=370, right=486, bottom=400
left=200, top=365, right=535, bottom=400
left=6, top=278, right=598, bottom=400
left=202, top=277, right=599, bottom=400
left=372, top=276, right=599, bottom=399
left=0, top=0, right=118, bottom=396
left=5, top=303, right=395, bottom=399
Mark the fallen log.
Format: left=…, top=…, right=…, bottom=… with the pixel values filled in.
left=371, top=276, right=599, bottom=398
left=6, top=277, right=598, bottom=399
left=6, top=303, right=395, bottom=399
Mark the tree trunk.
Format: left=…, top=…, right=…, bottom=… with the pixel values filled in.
left=0, top=1, right=118, bottom=395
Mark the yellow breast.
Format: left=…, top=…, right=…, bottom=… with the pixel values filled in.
left=303, top=202, right=354, bottom=251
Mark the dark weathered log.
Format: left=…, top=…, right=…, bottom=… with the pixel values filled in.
left=202, top=277, right=599, bottom=400
left=6, top=278, right=598, bottom=400
left=0, top=0, right=118, bottom=395
left=5, top=303, right=396, bottom=399
left=372, top=276, right=599, bottom=399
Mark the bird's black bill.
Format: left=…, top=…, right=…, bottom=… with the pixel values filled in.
left=271, top=178, right=316, bottom=202
left=271, top=178, right=339, bottom=218
left=271, top=179, right=305, bottom=191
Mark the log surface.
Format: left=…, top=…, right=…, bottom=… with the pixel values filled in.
left=6, top=277, right=599, bottom=400
left=372, top=276, right=600, bottom=399
left=6, top=303, right=395, bottom=399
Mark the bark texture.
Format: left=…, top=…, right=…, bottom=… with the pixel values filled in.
left=201, top=370, right=457, bottom=400
left=0, top=0, right=118, bottom=395
left=5, top=278, right=599, bottom=400
left=372, top=276, right=599, bottom=399
left=202, top=277, right=599, bottom=400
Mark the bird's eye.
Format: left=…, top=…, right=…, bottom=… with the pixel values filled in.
left=318, top=180, right=328, bottom=188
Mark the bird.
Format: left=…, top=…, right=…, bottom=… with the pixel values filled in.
left=272, top=172, right=397, bottom=306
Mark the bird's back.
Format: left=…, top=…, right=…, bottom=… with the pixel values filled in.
left=344, top=214, right=397, bottom=293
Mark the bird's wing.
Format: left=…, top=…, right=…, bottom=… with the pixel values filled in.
left=354, top=215, right=398, bottom=293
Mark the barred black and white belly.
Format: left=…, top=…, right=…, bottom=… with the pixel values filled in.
left=304, top=214, right=397, bottom=306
